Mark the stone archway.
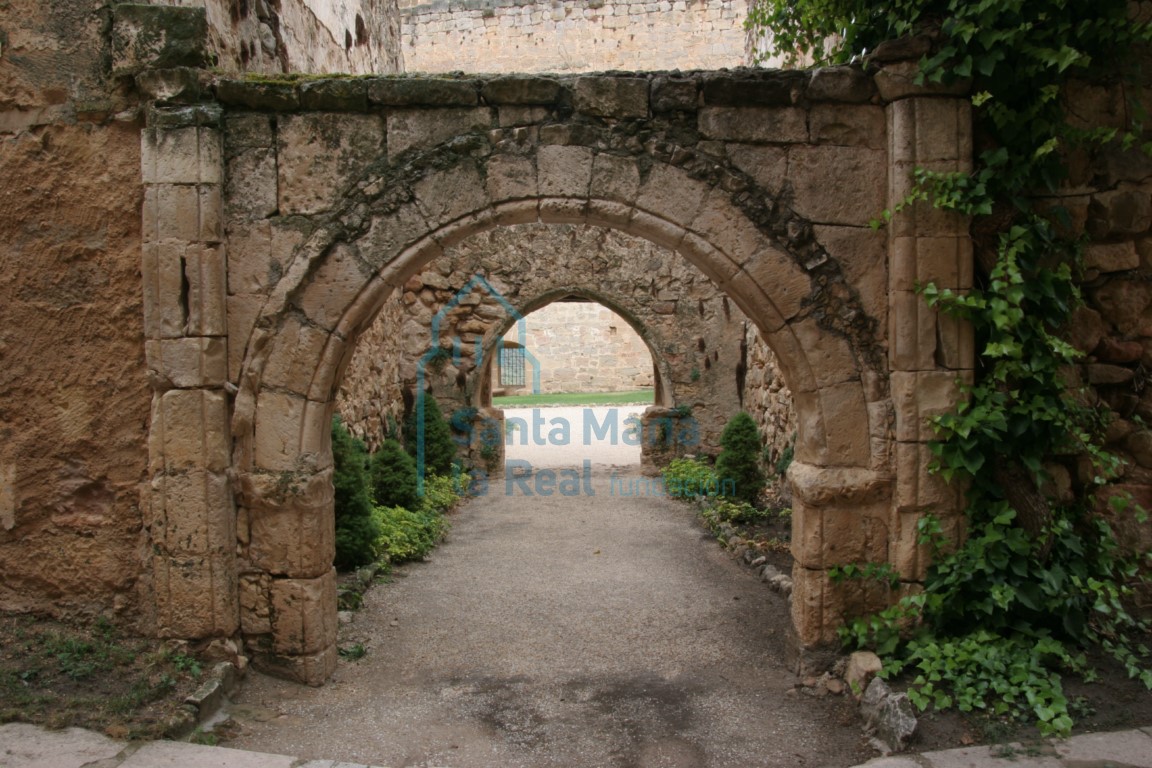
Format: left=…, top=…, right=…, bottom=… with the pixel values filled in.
left=140, top=70, right=973, bottom=683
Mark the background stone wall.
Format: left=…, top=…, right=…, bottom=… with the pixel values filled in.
left=335, top=222, right=779, bottom=458
left=500, top=301, right=654, bottom=395
left=743, top=326, right=797, bottom=481
left=157, top=0, right=402, bottom=74
left=399, top=0, right=752, bottom=73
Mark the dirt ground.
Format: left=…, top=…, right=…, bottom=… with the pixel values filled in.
left=222, top=465, right=876, bottom=767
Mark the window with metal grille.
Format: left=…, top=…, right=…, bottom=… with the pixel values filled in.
left=500, top=344, right=526, bottom=387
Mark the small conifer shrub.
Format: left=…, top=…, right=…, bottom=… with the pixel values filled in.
left=715, top=411, right=766, bottom=505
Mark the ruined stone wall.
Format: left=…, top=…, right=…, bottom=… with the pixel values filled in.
left=1036, top=75, right=1152, bottom=589
left=0, top=0, right=398, bottom=625
left=152, top=0, right=402, bottom=74
left=743, top=325, right=797, bottom=478
left=336, top=298, right=407, bottom=450
left=399, top=0, right=750, bottom=73
left=0, top=1, right=152, bottom=622
left=507, top=301, right=654, bottom=394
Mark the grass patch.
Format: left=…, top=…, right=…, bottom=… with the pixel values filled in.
left=0, top=613, right=204, bottom=739
left=493, top=390, right=653, bottom=407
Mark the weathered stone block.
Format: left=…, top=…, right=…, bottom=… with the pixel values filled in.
left=151, top=389, right=231, bottom=473
left=651, top=77, right=698, bottom=112
left=487, top=153, right=538, bottom=201
left=481, top=76, right=564, bottom=105
left=198, top=184, right=222, bottom=242
left=814, top=225, right=888, bottom=329
left=261, top=317, right=332, bottom=395
left=253, top=392, right=330, bottom=472
left=725, top=144, right=788, bottom=197
left=225, top=148, right=278, bottom=221
left=146, top=337, right=227, bottom=389
left=699, top=106, right=808, bottom=144
left=112, top=4, right=209, bottom=76
left=701, top=72, right=803, bottom=106
left=537, top=145, right=594, bottom=198
left=894, top=441, right=963, bottom=512
left=136, top=67, right=202, bottom=104
left=358, top=204, right=432, bottom=273
left=736, top=246, right=810, bottom=325
left=226, top=294, right=261, bottom=384
left=810, top=104, right=886, bottom=149
left=688, top=188, right=765, bottom=266
left=807, top=66, right=875, bottom=103
left=215, top=80, right=301, bottom=112
left=888, top=98, right=970, bottom=164
left=1086, top=241, right=1140, bottom=273
left=387, top=108, right=486, bottom=162
left=295, top=243, right=370, bottom=333
left=277, top=113, right=384, bottom=215
left=270, top=570, right=338, bottom=656
left=224, top=113, right=275, bottom=150
left=252, top=644, right=337, bottom=687
left=635, top=163, right=710, bottom=225
left=888, top=290, right=938, bottom=372
left=155, top=184, right=200, bottom=242
left=874, top=60, right=970, bottom=102
left=1092, top=277, right=1152, bottom=335
left=412, top=160, right=490, bottom=229
left=153, top=553, right=238, bottom=638
left=299, top=79, right=369, bottom=112
left=890, top=235, right=972, bottom=293
left=573, top=76, right=649, bottom=118
left=141, top=242, right=189, bottom=339
left=590, top=153, right=641, bottom=203
left=368, top=78, right=479, bottom=107
left=186, top=244, right=227, bottom=337
left=789, top=145, right=887, bottom=226
left=149, top=469, right=234, bottom=556
left=247, top=472, right=335, bottom=579
left=791, top=318, right=858, bottom=388
left=1089, top=189, right=1152, bottom=237
left=891, top=370, right=969, bottom=443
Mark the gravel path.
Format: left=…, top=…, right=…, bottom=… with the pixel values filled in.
left=224, top=463, right=873, bottom=767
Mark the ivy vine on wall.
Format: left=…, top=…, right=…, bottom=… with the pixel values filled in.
left=748, top=0, right=1152, bottom=734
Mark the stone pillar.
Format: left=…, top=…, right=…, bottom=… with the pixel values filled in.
left=141, top=106, right=238, bottom=639
left=884, top=88, right=975, bottom=582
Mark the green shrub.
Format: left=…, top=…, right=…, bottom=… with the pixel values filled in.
left=374, top=505, right=448, bottom=563
left=419, top=471, right=462, bottom=515
left=405, top=393, right=457, bottom=476
left=331, top=416, right=381, bottom=571
left=369, top=438, right=419, bottom=510
left=715, top=412, right=766, bottom=505
left=662, top=457, right=719, bottom=500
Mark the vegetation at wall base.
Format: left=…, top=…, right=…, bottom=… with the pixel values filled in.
left=749, top=0, right=1152, bottom=735
left=0, top=613, right=204, bottom=739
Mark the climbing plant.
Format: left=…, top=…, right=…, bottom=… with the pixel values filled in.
left=749, top=0, right=1152, bottom=735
